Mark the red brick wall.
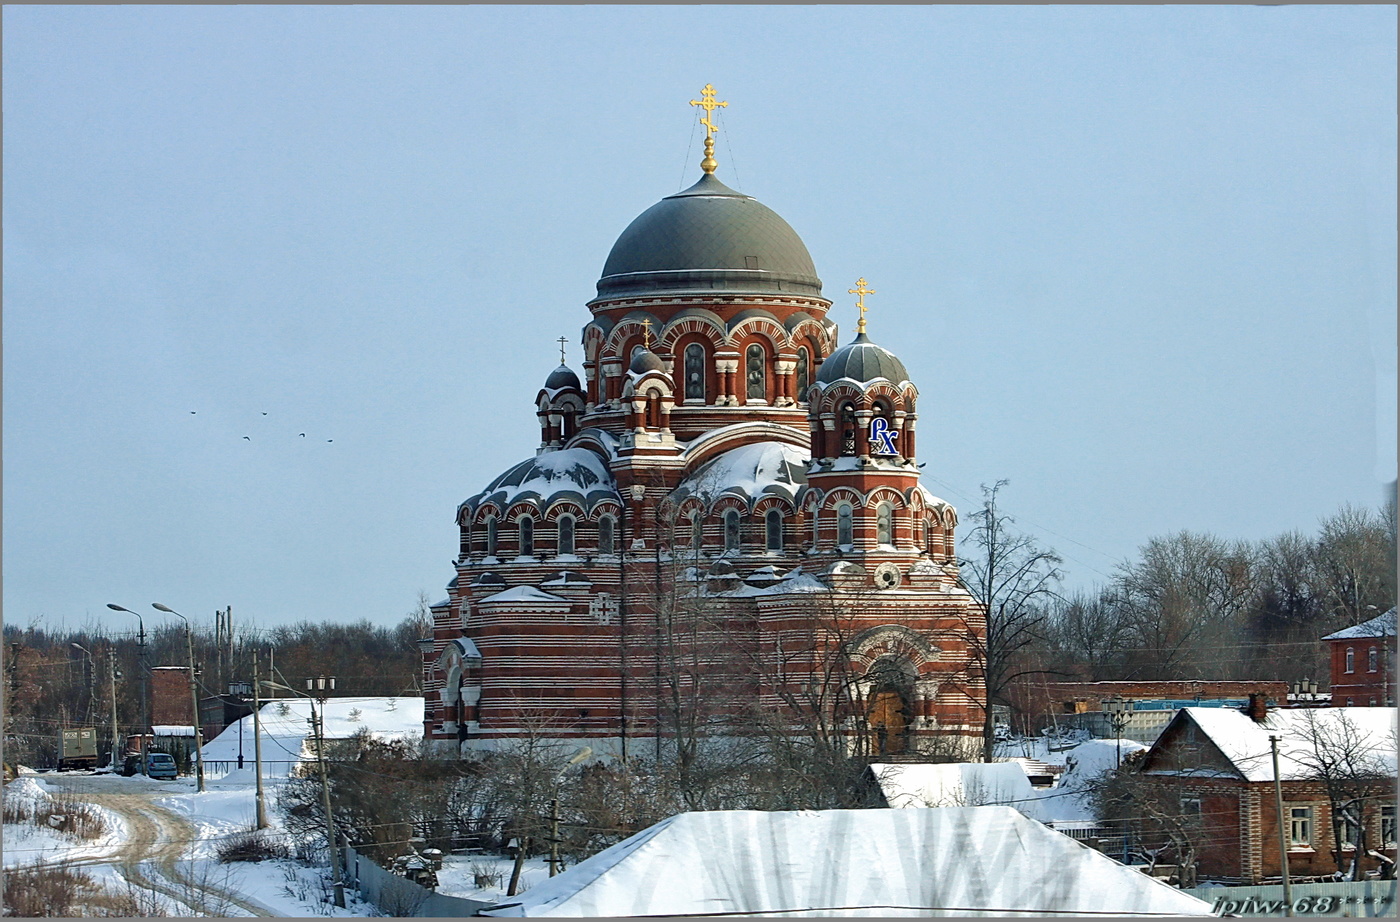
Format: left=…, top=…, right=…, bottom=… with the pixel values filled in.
left=1328, top=639, right=1393, bottom=706
left=150, top=667, right=192, bottom=725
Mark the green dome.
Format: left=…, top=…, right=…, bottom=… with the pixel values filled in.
left=594, top=173, right=822, bottom=301
left=816, top=333, right=911, bottom=386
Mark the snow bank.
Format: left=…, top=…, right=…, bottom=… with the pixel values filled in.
left=200, top=696, right=425, bottom=770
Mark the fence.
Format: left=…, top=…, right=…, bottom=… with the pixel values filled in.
left=1185, top=880, right=1396, bottom=917
left=200, top=759, right=304, bottom=780
left=344, top=844, right=495, bottom=918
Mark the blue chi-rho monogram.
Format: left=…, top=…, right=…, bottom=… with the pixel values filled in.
left=869, top=417, right=899, bottom=454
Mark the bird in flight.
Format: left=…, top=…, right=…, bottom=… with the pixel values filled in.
left=300, top=433, right=306, bottom=438
left=243, top=436, right=251, bottom=441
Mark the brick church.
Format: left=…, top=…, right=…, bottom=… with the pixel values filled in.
left=421, top=89, right=986, bottom=761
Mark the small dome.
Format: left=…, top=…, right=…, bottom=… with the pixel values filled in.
left=544, top=364, right=581, bottom=390
left=629, top=348, right=667, bottom=375
left=464, top=448, right=618, bottom=514
left=595, top=173, right=822, bottom=301
left=815, top=332, right=910, bottom=386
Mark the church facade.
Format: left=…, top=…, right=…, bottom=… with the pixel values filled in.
left=421, top=90, right=986, bottom=761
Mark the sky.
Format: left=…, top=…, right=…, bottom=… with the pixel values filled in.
left=4, top=6, right=1396, bottom=633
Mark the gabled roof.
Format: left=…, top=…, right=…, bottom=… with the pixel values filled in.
left=1146, top=706, right=1396, bottom=783
left=480, top=806, right=1211, bottom=917
left=476, top=586, right=570, bottom=606
left=1322, top=607, right=1397, bottom=641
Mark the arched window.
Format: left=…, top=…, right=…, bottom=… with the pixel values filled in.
left=723, top=509, right=741, bottom=553
left=765, top=508, right=783, bottom=552
left=876, top=502, right=893, bottom=546
left=519, top=516, right=534, bottom=557
left=746, top=344, right=766, bottom=401
left=684, top=343, right=706, bottom=402
left=645, top=392, right=662, bottom=429
left=1345, top=647, right=1355, bottom=674
left=925, top=516, right=936, bottom=555
left=598, top=515, right=615, bottom=555
left=796, top=346, right=810, bottom=403
left=840, top=402, right=857, bottom=456
left=1369, top=646, right=1379, bottom=673
left=461, top=521, right=472, bottom=558
left=691, top=513, right=704, bottom=553
left=486, top=517, right=498, bottom=556
left=557, top=515, right=575, bottom=556
left=837, top=502, right=853, bottom=547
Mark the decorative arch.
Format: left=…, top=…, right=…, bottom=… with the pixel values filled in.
left=726, top=312, right=788, bottom=350
left=604, top=311, right=665, bottom=356
left=659, top=309, right=726, bottom=352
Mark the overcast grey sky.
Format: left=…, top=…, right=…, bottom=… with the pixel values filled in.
left=5, top=5, right=1395, bottom=633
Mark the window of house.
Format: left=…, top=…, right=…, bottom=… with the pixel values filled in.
left=837, top=502, right=853, bottom=547
left=796, top=346, right=810, bottom=403
left=765, top=508, right=783, bottom=552
left=1180, top=797, right=1202, bottom=820
left=557, top=515, right=575, bottom=556
left=723, top=509, right=741, bottom=553
left=598, top=515, right=615, bottom=555
left=519, top=516, right=534, bottom=557
left=1369, top=646, right=1379, bottom=673
left=1289, top=806, right=1312, bottom=848
left=486, top=517, right=498, bottom=556
left=876, top=502, right=894, bottom=546
left=1346, top=647, right=1355, bottom=673
left=684, top=343, right=706, bottom=402
left=1381, top=805, right=1396, bottom=846
left=746, top=344, right=766, bottom=401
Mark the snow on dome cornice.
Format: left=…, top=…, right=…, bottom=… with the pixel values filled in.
left=462, top=447, right=619, bottom=516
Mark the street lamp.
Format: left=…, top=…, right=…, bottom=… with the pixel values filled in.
left=106, top=604, right=150, bottom=776
left=70, top=643, right=95, bottom=724
left=152, top=603, right=206, bottom=793
left=261, top=675, right=345, bottom=908
left=72, top=643, right=120, bottom=770
left=1103, top=698, right=1133, bottom=770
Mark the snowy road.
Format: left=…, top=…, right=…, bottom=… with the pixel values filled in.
left=37, top=774, right=277, bottom=917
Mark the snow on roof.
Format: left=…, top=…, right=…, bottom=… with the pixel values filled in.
left=672, top=441, right=808, bottom=508
left=870, top=762, right=1036, bottom=812
left=479, top=807, right=1211, bottom=917
left=466, top=447, right=618, bottom=513
left=200, top=696, right=424, bottom=766
left=151, top=725, right=196, bottom=736
left=1026, top=738, right=1150, bottom=824
left=477, top=586, right=570, bottom=605
left=1322, top=607, right=1397, bottom=640
left=1161, top=707, right=1396, bottom=783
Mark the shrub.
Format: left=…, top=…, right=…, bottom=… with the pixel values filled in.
left=216, top=829, right=290, bottom=862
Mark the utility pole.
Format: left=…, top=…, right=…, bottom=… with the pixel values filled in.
left=108, top=656, right=121, bottom=770
left=252, top=650, right=268, bottom=829
left=1270, top=733, right=1293, bottom=917
left=106, top=605, right=150, bottom=775
left=548, top=798, right=561, bottom=877
left=309, top=676, right=346, bottom=908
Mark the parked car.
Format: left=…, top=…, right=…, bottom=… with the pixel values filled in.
left=121, top=752, right=178, bottom=779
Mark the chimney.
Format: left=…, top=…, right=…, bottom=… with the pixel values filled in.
left=1245, top=692, right=1268, bottom=723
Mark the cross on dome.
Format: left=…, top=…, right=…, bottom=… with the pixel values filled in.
left=641, top=318, right=653, bottom=349
left=689, top=84, right=729, bottom=175
left=848, top=277, right=876, bottom=334
left=557, top=336, right=568, bottom=365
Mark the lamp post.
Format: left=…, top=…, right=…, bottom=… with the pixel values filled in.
left=1103, top=698, right=1133, bottom=770
left=69, top=643, right=96, bottom=727
left=262, top=675, right=345, bottom=908
left=106, top=604, right=150, bottom=776
left=151, top=603, right=205, bottom=793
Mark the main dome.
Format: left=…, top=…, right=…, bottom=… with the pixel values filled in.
left=594, top=173, right=823, bottom=301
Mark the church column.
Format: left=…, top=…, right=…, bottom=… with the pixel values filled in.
left=774, top=358, right=796, bottom=407
left=892, top=410, right=907, bottom=460
left=714, top=352, right=739, bottom=406
left=601, top=359, right=623, bottom=406
left=583, top=363, right=597, bottom=409
left=819, top=414, right=836, bottom=459
left=902, top=414, right=916, bottom=461
left=548, top=412, right=564, bottom=448
left=854, top=410, right=873, bottom=459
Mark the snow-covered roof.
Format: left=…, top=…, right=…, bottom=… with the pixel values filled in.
left=479, top=807, right=1211, bottom=917
left=1027, top=738, right=1149, bottom=824
left=476, top=586, right=570, bottom=605
left=200, top=696, right=425, bottom=766
left=671, top=440, right=808, bottom=509
left=463, top=447, right=618, bottom=515
left=1152, top=706, right=1396, bottom=783
left=151, top=725, right=195, bottom=737
left=870, top=762, right=1035, bottom=811
left=1322, top=607, right=1397, bottom=641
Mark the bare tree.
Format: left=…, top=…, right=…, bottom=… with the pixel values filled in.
left=958, top=480, right=1063, bottom=760
left=1290, top=709, right=1395, bottom=880
left=1086, top=750, right=1203, bottom=887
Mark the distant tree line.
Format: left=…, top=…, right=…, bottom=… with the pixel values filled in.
left=2, top=597, right=432, bottom=769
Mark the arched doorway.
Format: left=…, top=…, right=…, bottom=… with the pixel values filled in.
left=868, top=688, right=910, bottom=755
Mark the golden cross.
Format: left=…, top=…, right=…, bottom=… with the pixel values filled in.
left=641, top=318, right=653, bottom=349
left=557, top=336, right=568, bottom=365
left=848, top=278, right=876, bottom=334
left=689, top=84, right=728, bottom=174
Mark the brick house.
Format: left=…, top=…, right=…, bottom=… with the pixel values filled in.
left=1135, top=700, right=1396, bottom=883
left=1323, top=607, right=1396, bottom=707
